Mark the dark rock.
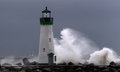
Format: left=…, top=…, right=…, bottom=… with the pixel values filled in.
left=31, top=61, right=39, bottom=65
left=101, top=69, right=110, bottom=72
left=15, top=63, right=22, bottom=66
left=75, top=68, right=82, bottom=71
left=42, top=68, right=50, bottom=72
left=23, top=58, right=30, bottom=65
left=109, top=68, right=118, bottom=72
left=2, top=63, right=11, bottom=66
left=68, top=62, right=74, bottom=65
left=109, top=61, right=116, bottom=66
left=1, top=62, right=120, bottom=72
left=57, top=62, right=67, bottom=65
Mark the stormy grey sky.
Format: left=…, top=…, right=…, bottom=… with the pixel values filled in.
left=0, top=0, right=120, bottom=57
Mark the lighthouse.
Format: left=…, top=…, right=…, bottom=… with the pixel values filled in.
left=39, top=7, right=55, bottom=64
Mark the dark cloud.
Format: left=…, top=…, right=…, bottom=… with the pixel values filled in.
left=0, top=0, right=120, bottom=56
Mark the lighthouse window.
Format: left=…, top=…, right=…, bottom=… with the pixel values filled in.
left=49, top=38, right=51, bottom=42
left=43, top=48, right=45, bottom=52
left=44, top=13, right=49, bottom=17
left=55, top=56, right=56, bottom=61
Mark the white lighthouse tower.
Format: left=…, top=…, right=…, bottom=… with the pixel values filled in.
left=39, top=7, right=55, bottom=64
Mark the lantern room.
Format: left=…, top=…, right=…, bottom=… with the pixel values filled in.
left=40, top=7, right=53, bottom=25
left=42, top=7, right=51, bottom=18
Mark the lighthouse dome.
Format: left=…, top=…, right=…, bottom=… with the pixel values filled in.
left=42, top=7, right=51, bottom=13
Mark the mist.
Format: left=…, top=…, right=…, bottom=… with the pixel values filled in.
left=0, top=28, right=120, bottom=66
left=54, top=28, right=120, bottom=65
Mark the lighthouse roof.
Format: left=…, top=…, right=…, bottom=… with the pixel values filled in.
left=42, top=7, right=51, bottom=13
